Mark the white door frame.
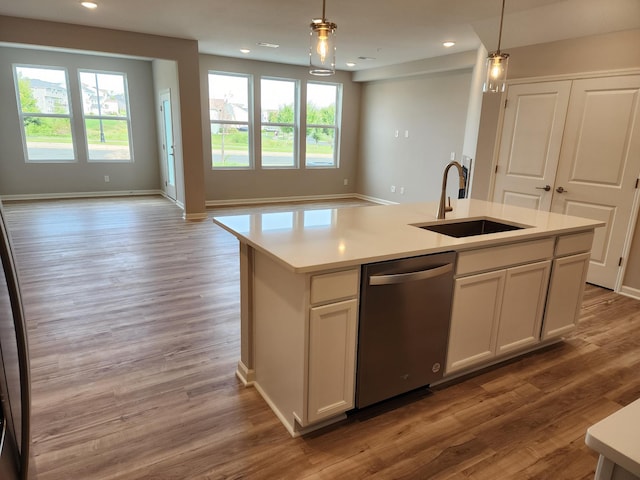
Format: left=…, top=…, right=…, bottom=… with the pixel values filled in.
left=489, top=68, right=640, bottom=293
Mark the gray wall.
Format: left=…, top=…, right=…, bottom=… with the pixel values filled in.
left=0, top=46, right=160, bottom=196
left=199, top=55, right=361, bottom=203
left=358, top=70, right=472, bottom=203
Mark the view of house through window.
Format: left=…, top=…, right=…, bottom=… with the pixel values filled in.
left=79, top=71, right=132, bottom=161
left=14, top=66, right=75, bottom=161
left=14, top=65, right=133, bottom=163
left=261, top=78, right=297, bottom=168
left=306, top=82, right=339, bottom=167
left=208, top=73, right=251, bottom=168
left=208, top=71, right=341, bottom=170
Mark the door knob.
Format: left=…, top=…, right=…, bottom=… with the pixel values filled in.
left=536, top=185, right=551, bottom=191
left=556, top=186, right=568, bottom=193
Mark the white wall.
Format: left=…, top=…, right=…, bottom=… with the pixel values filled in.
left=0, top=45, right=160, bottom=197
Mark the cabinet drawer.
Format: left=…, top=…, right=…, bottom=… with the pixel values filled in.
left=457, top=238, right=555, bottom=276
left=555, top=230, right=594, bottom=257
left=310, top=269, right=359, bottom=305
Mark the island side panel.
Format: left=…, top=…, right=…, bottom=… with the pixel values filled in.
left=253, top=249, right=307, bottom=435
left=236, top=242, right=255, bottom=384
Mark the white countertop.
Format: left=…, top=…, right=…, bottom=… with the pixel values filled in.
left=585, top=398, right=640, bottom=476
left=212, top=199, right=603, bottom=273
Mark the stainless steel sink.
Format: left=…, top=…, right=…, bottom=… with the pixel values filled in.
left=415, top=218, right=529, bottom=238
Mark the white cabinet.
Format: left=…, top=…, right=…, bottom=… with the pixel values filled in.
left=250, top=252, right=360, bottom=435
left=447, top=270, right=505, bottom=372
left=447, top=231, right=594, bottom=376
left=307, top=298, right=358, bottom=423
left=498, top=261, right=551, bottom=354
left=446, top=260, right=551, bottom=374
left=542, top=252, right=590, bottom=339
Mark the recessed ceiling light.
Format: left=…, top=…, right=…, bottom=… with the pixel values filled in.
left=240, top=49, right=251, bottom=54
left=256, top=42, right=279, bottom=48
left=346, top=62, right=356, bottom=67
left=443, top=41, right=456, bottom=48
left=81, top=1, right=98, bottom=9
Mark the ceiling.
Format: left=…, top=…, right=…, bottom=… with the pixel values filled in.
left=1, top=0, right=639, bottom=71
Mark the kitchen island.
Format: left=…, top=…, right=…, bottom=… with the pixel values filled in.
left=213, top=199, right=603, bottom=436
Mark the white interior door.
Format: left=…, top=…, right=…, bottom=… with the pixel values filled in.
left=492, top=81, right=571, bottom=211
left=550, top=75, right=640, bottom=289
left=159, top=90, right=177, bottom=201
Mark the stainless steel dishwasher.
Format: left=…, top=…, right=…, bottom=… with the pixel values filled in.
left=356, top=251, right=456, bottom=408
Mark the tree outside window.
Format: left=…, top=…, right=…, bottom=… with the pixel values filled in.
left=14, top=66, right=75, bottom=162
left=306, top=82, right=340, bottom=168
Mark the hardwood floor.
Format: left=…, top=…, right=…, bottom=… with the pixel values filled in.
left=3, top=196, right=639, bottom=480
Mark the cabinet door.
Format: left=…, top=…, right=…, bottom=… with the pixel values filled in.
left=307, top=299, right=358, bottom=424
left=497, top=261, right=551, bottom=355
left=542, top=253, right=590, bottom=339
left=446, top=270, right=505, bottom=374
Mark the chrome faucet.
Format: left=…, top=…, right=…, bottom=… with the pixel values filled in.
left=437, top=161, right=466, bottom=219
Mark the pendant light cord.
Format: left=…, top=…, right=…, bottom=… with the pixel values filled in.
left=322, top=0, right=326, bottom=22
left=496, top=0, right=506, bottom=53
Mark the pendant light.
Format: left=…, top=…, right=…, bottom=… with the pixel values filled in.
left=483, top=0, right=509, bottom=93
left=309, top=0, right=337, bottom=76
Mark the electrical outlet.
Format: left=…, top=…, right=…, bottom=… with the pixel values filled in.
left=400, top=187, right=405, bottom=195
left=343, top=178, right=348, bottom=186
left=390, top=185, right=396, bottom=193
left=450, top=152, right=456, bottom=161
left=394, top=130, right=399, bottom=138
left=104, top=175, right=110, bottom=183
left=404, top=130, right=409, bottom=138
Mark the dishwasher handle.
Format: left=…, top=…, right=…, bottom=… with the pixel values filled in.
left=369, top=263, right=453, bottom=285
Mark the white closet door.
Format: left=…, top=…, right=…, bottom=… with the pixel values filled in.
left=551, top=75, right=640, bottom=289
left=492, top=81, right=571, bottom=211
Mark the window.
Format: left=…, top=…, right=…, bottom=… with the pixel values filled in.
left=14, top=66, right=75, bottom=162
left=261, top=78, right=297, bottom=168
left=306, top=82, right=340, bottom=167
left=79, top=71, right=132, bottom=161
left=208, top=73, right=251, bottom=168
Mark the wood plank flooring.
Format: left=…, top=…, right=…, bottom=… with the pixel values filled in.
left=3, top=196, right=639, bottom=480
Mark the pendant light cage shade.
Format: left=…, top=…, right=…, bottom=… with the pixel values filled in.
left=483, top=52, right=509, bottom=93
left=309, top=0, right=337, bottom=76
left=483, top=0, right=509, bottom=93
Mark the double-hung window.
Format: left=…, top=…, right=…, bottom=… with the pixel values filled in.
left=306, top=82, right=340, bottom=167
left=14, top=65, right=75, bottom=162
left=208, top=72, right=252, bottom=168
left=79, top=71, right=132, bottom=161
left=261, top=78, right=297, bottom=168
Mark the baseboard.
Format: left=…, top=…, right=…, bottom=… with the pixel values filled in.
left=352, top=193, right=398, bottom=205
left=206, top=193, right=393, bottom=207
left=619, top=285, right=640, bottom=301
left=0, top=190, right=163, bottom=202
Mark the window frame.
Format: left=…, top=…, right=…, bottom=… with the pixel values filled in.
left=79, top=69, right=134, bottom=163
left=260, top=76, right=300, bottom=169
left=13, top=64, right=77, bottom=163
left=305, top=81, right=341, bottom=169
left=208, top=71, right=254, bottom=170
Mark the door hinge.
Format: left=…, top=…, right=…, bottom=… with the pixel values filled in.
left=495, top=164, right=499, bottom=174
left=619, top=257, right=623, bottom=267
left=635, top=178, right=639, bottom=189
left=504, top=99, right=508, bottom=109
